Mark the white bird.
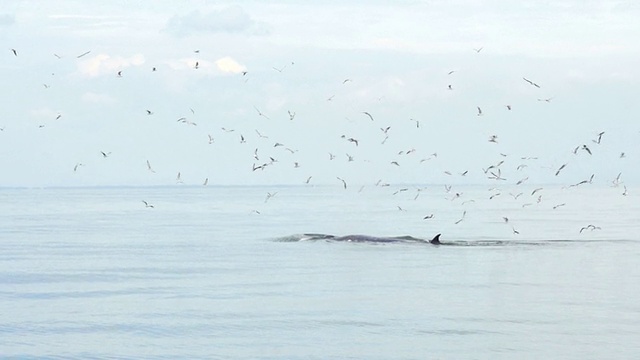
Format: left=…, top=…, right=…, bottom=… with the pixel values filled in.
left=146, top=160, right=156, bottom=173
left=337, top=177, right=347, bottom=189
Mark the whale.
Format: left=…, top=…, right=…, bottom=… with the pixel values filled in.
left=302, top=233, right=442, bottom=244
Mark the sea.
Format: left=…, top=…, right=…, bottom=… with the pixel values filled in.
left=1, top=184, right=638, bottom=359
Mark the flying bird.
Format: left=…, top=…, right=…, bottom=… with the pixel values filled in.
left=362, top=112, right=374, bottom=121
left=11, top=48, right=17, bottom=56
left=522, top=77, right=541, bottom=88
left=146, top=160, right=156, bottom=173
left=337, top=177, right=347, bottom=189
left=476, top=106, right=483, bottom=116
left=555, top=163, right=567, bottom=176
left=265, top=192, right=277, bottom=203
left=76, top=50, right=91, bottom=58
left=142, top=200, right=154, bottom=208
left=253, top=106, right=270, bottom=120
left=592, top=131, right=605, bottom=144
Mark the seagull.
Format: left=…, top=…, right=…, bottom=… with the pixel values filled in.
left=522, top=77, right=541, bottom=88
left=362, top=112, right=374, bottom=121
left=255, top=129, right=268, bottom=139
left=448, top=84, right=453, bottom=90
left=622, top=186, right=628, bottom=196
left=473, top=47, right=483, bottom=53
left=176, top=172, right=183, bottom=184
left=537, top=97, right=553, bottom=102
left=488, top=135, right=498, bottom=143
left=612, top=172, right=623, bottom=187
left=346, top=154, right=354, bottom=162
left=305, top=176, right=312, bottom=184
left=100, top=151, right=111, bottom=158
left=146, top=110, right=153, bottom=115
left=146, top=160, right=156, bottom=173
left=423, top=214, right=434, bottom=220
left=512, top=226, right=520, bottom=235
left=510, top=192, right=523, bottom=200
left=76, top=50, right=91, bottom=58
left=592, top=131, right=605, bottom=144
left=203, top=178, right=208, bottom=186
left=117, top=70, right=122, bottom=77
left=253, top=106, right=270, bottom=120
left=73, top=163, right=84, bottom=172
left=11, top=48, right=18, bottom=56
left=448, top=70, right=455, bottom=75
left=505, top=105, right=512, bottom=110
left=555, top=163, right=567, bottom=176
left=208, top=134, right=214, bottom=144
left=581, top=144, right=592, bottom=155
left=531, top=188, right=543, bottom=196
left=477, top=106, right=483, bottom=116
left=342, top=78, right=352, bottom=84
left=265, top=192, right=277, bottom=203
left=337, top=177, right=347, bottom=189
left=329, top=153, right=336, bottom=160
left=272, top=65, right=286, bottom=73
left=253, top=148, right=259, bottom=161
left=288, top=110, right=296, bottom=121
left=142, top=200, right=154, bottom=208
left=454, top=210, right=467, bottom=224
left=410, top=118, right=420, bottom=128
left=579, top=224, right=601, bottom=233
left=194, top=61, right=199, bottom=69
left=553, top=203, right=566, bottom=210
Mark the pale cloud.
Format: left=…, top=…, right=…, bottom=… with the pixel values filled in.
left=77, top=53, right=145, bottom=77
left=0, top=13, right=14, bottom=26
left=164, top=56, right=246, bottom=75
left=82, top=91, right=116, bottom=104
left=29, top=107, right=59, bottom=120
left=164, top=6, right=269, bottom=36
left=215, top=56, right=246, bottom=74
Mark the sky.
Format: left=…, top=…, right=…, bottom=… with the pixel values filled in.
left=1, top=0, right=639, bottom=187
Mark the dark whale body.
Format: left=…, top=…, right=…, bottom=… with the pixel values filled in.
left=304, top=233, right=442, bottom=245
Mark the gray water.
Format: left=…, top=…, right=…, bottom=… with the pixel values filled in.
left=1, top=185, right=639, bottom=359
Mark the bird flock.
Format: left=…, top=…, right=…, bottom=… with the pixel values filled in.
left=2, top=45, right=634, bottom=236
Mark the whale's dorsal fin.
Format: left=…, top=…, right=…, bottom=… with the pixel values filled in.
left=430, top=233, right=441, bottom=245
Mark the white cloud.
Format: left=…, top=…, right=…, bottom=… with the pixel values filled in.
left=0, top=13, right=14, bottom=26
left=29, top=107, right=59, bottom=120
left=164, top=6, right=269, bottom=36
left=215, top=56, right=246, bottom=74
left=77, top=53, right=145, bottom=77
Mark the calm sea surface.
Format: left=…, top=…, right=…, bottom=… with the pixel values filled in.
left=1, top=185, right=639, bottom=359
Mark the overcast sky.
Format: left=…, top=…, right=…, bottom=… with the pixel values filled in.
left=1, top=0, right=638, bottom=187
